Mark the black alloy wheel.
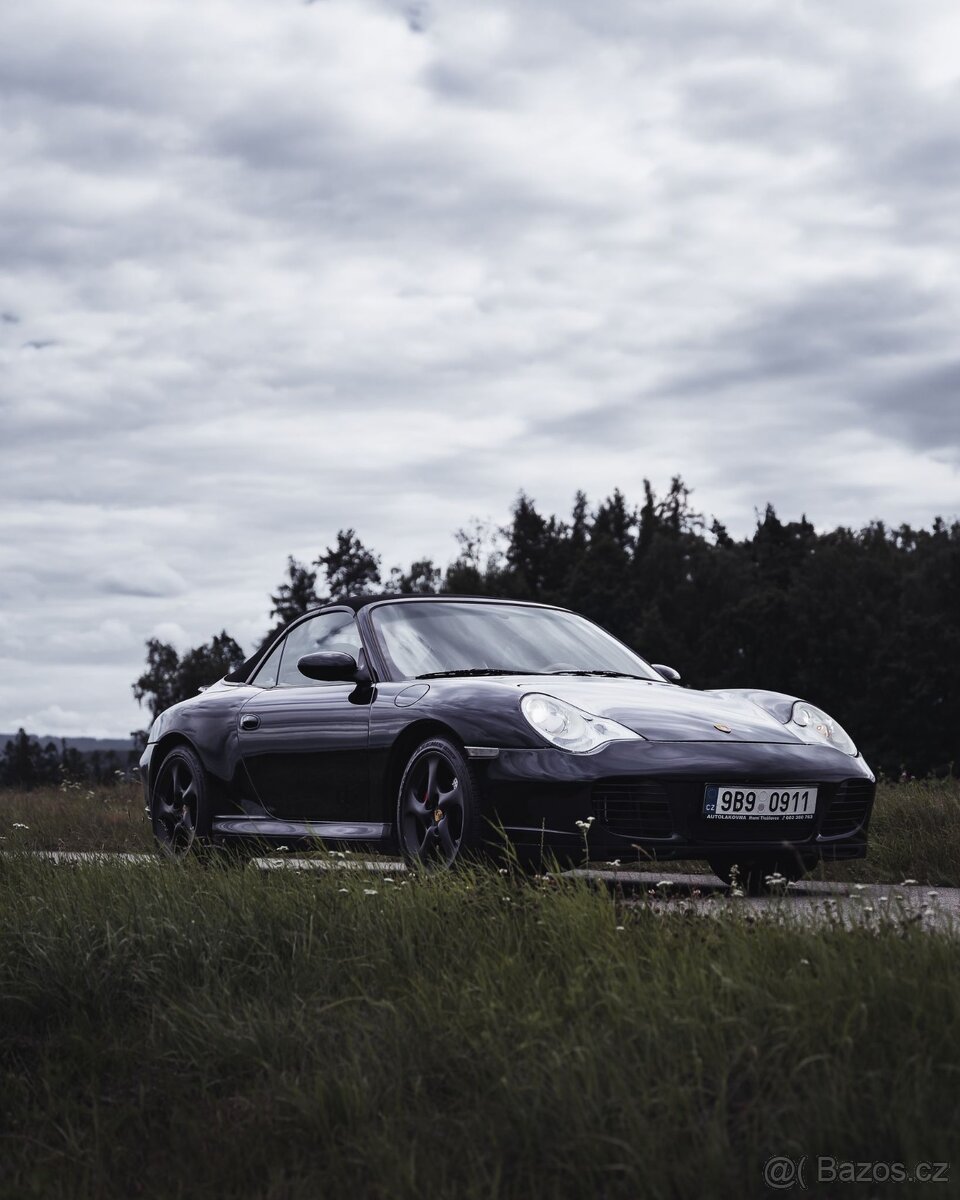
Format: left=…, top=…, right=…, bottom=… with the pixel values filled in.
left=397, top=737, right=481, bottom=867
left=151, top=746, right=212, bottom=858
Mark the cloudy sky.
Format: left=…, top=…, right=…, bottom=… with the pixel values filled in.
left=2, top=0, right=959, bottom=738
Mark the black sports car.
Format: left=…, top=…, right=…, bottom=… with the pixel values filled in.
left=140, top=595, right=875, bottom=887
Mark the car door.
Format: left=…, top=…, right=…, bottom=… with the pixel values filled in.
left=238, top=609, right=372, bottom=821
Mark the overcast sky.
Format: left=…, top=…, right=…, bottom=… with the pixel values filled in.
left=2, top=0, right=959, bottom=738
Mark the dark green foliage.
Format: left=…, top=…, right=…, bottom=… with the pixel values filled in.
left=132, top=630, right=245, bottom=725
left=0, top=732, right=134, bottom=789
left=0, top=729, right=49, bottom=789
left=388, top=558, right=442, bottom=594
left=444, top=517, right=509, bottom=595
left=268, top=555, right=321, bottom=633
left=315, top=527, right=382, bottom=599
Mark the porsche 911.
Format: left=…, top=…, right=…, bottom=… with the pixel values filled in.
left=140, top=595, right=875, bottom=889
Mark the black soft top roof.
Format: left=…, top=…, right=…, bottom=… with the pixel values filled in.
left=329, top=592, right=406, bottom=612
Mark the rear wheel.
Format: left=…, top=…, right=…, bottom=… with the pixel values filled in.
left=396, top=737, right=482, bottom=868
left=151, top=746, right=213, bottom=859
left=708, top=853, right=816, bottom=895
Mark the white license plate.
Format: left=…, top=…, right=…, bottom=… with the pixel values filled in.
left=703, top=784, right=818, bottom=820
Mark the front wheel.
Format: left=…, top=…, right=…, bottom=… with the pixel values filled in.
left=396, top=738, right=482, bottom=868
left=151, top=745, right=213, bottom=859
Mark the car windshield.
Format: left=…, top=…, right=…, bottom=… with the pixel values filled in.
left=370, top=600, right=663, bottom=681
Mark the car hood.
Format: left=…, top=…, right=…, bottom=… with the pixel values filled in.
left=514, top=677, right=800, bottom=744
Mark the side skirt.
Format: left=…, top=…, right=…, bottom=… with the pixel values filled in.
left=212, top=815, right=391, bottom=841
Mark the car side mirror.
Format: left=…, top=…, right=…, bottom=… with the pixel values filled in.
left=297, top=651, right=360, bottom=682
left=652, top=663, right=681, bottom=683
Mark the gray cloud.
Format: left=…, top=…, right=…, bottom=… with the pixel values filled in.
left=1, top=0, right=958, bottom=735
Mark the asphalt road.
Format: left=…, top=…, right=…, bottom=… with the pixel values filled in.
left=10, top=850, right=958, bottom=932
left=582, top=869, right=958, bottom=931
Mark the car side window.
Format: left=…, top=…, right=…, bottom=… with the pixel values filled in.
left=250, top=640, right=284, bottom=688
left=276, top=611, right=364, bottom=687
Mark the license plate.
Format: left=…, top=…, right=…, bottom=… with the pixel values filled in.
left=703, top=784, right=818, bottom=820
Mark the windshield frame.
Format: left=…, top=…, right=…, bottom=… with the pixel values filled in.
left=364, top=597, right=664, bottom=683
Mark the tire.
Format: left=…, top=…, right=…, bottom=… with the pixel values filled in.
left=151, top=745, right=214, bottom=859
left=396, top=737, right=483, bottom=868
left=708, top=853, right=816, bottom=895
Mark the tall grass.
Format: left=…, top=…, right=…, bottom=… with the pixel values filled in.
left=0, top=780, right=149, bottom=853
left=0, top=855, right=958, bottom=1198
left=823, top=778, right=960, bottom=886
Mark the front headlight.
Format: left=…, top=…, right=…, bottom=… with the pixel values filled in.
left=790, top=700, right=857, bottom=757
left=520, top=693, right=643, bottom=754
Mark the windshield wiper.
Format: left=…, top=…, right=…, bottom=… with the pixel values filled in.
left=546, top=669, right=650, bottom=679
left=415, top=668, right=538, bottom=679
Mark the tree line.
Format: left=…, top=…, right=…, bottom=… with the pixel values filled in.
left=0, top=729, right=138, bottom=790
left=131, top=478, right=959, bottom=777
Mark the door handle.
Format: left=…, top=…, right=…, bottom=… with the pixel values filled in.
left=240, top=714, right=261, bottom=731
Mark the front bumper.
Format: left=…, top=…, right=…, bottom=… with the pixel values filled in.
left=481, top=740, right=876, bottom=861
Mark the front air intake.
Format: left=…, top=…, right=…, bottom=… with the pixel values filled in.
left=820, top=780, right=875, bottom=838
left=591, top=779, right=673, bottom=839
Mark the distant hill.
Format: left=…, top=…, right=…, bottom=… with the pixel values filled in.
left=0, top=733, right=136, bottom=754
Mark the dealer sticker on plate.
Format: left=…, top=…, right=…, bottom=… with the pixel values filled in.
left=703, top=785, right=818, bottom=820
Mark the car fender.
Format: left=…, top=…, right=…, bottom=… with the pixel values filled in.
left=145, top=683, right=261, bottom=790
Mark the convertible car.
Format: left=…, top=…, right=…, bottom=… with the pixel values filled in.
left=140, top=595, right=875, bottom=888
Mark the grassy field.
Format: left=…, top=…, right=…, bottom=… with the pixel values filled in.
left=0, top=780, right=151, bottom=854
left=821, top=778, right=960, bottom=886
left=2, top=777, right=960, bottom=885
left=0, top=852, right=957, bottom=1199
